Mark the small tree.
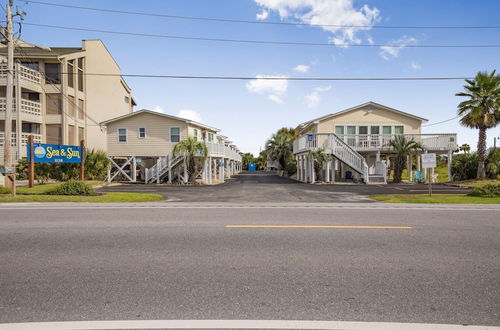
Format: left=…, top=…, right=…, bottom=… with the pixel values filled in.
left=173, top=137, right=207, bottom=182
left=309, top=148, right=332, bottom=181
left=265, top=128, right=296, bottom=172
left=241, top=152, right=255, bottom=170
left=386, top=135, right=423, bottom=183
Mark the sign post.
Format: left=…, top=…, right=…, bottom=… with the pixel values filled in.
left=422, top=153, right=436, bottom=197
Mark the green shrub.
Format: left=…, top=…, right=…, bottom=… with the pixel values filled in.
left=486, top=148, right=500, bottom=179
left=467, top=184, right=500, bottom=198
left=451, top=153, right=478, bottom=181
left=84, top=149, right=110, bottom=180
left=0, top=186, right=11, bottom=194
left=48, top=180, right=97, bottom=196
left=285, top=160, right=297, bottom=176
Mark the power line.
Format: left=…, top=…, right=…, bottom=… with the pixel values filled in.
left=422, top=115, right=460, bottom=127
left=23, top=0, right=500, bottom=30
left=17, top=22, right=500, bottom=48
left=50, top=72, right=472, bottom=81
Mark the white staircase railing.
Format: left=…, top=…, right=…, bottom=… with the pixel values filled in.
left=294, top=133, right=369, bottom=183
left=327, top=134, right=369, bottom=182
left=145, top=153, right=184, bottom=183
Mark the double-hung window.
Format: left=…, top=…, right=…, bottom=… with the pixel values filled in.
left=394, top=126, right=404, bottom=135
left=170, top=127, right=180, bottom=143
left=138, top=127, right=146, bottom=139
left=118, top=128, right=127, bottom=142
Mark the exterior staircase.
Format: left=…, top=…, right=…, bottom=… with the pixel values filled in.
left=145, top=154, right=184, bottom=183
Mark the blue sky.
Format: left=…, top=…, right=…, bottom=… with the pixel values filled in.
left=11, top=0, right=500, bottom=155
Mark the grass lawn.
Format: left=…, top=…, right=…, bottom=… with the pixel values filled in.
left=369, top=194, right=500, bottom=204
left=16, top=181, right=103, bottom=195
left=387, top=163, right=449, bottom=183
left=450, top=179, right=500, bottom=188
left=0, top=192, right=163, bottom=203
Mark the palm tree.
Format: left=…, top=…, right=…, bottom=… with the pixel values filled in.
left=173, top=137, right=207, bottom=182
left=456, top=70, right=500, bottom=178
left=241, top=152, right=255, bottom=170
left=309, top=148, right=332, bottom=181
left=386, top=135, right=423, bottom=183
left=459, top=144, right=471, bottom=153
left=265, top=128, right=296, bottom=172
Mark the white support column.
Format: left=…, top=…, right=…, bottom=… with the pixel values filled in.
left=208, top=157, right=212, bottom=184
left=310, top=155, right=315, bottom=184
left=325, top=160, right=330, bottom=182
left=376, top=150, right=381, bottom=162
left=156, top=158, right=160, bottom=184
left=168, top=155, right=172, bottom=183
left=107, top=164, right=111, bottom=183
left=332, top=159, right=337, bottom=183
left=131, top=157, right=137, bottom=183
left=222, top=159, right=225, bottom=180
left=447, top=150, right=453, bottom=182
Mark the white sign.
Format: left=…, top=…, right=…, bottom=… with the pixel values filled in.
left=422, top=153, right=436, bottom=169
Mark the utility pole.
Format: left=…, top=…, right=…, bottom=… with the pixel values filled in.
left=3, top=0, right=15, bottom=196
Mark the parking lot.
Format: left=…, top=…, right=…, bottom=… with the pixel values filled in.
left=99, top=171, right=471, bottom=203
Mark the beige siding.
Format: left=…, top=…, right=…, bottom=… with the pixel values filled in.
left=316, top=108, right=422, bottom=134
left=84, top=40, right=133, bottom=151
left=106, top=112, right=188, bottom=157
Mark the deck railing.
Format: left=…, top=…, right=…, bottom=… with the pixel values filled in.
left=0, top=97, right=42, bottom=117
left=0, top=63, right=42, bottom=85
left=206, top=142, right=241, bottom=161
left=335, top=133, right=457, bottom=151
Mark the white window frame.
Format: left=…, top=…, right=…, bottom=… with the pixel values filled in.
left=138, top=127, right=147, bottom=139
left=170, top=126, right=181, bottom=143
left=118, top=128, right=127, bottom=143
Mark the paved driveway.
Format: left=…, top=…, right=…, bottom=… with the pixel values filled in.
left=99, top=172, right=470, bottom=203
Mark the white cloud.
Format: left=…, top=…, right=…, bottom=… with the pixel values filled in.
left=293, top=64, right=310, bottom=73
left=246, top=75, right=288, bottom=104
left=410, top=61, right=421, bottom=70
left=152, top=105, right=164, bottom=113
left=177, top=109, right=202, bottom=122
left=379, top=35, right=417, bottom=60
left=256, top=9, right=269, bottom=20
left=304, top=85, right=331, bottom=108
left=254, top=0, right=380, bottom=46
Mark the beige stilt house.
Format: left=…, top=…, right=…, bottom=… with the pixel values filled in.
left=293, top=102, right=457, bottom=184
left=102, top=109, right=242, bottom=184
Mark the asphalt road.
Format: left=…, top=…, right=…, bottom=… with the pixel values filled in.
left=99, top=172, right=471, bottom=203
left=1, top=205, right=499, bottom=326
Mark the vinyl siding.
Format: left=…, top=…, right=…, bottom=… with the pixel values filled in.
left=106, top=112, right=188, bottom=157
left=316, top=107, right=422, bottom=134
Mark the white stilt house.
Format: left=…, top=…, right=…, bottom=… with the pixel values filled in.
left=294, top=102, right=457, bottom=184
left=101, top=109, right=242, bottom=183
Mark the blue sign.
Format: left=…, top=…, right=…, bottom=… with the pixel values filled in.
left=248, top=163, right=256, bottom=171
left=307, top=134, right=314, bottom=142
left=27, top=143, right=83, bottom=163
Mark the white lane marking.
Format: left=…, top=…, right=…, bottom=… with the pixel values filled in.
left=0, top=320, right=497, bottom=330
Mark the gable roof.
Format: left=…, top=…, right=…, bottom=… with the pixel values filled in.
left=101, top=109, right=220, bottom=132
left=296, top=101, right=428, bottom=130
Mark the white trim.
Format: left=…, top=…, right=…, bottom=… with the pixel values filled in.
left=117, top=127, right=127, bottom=143
left=138, top=127, right=147, bottom=139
